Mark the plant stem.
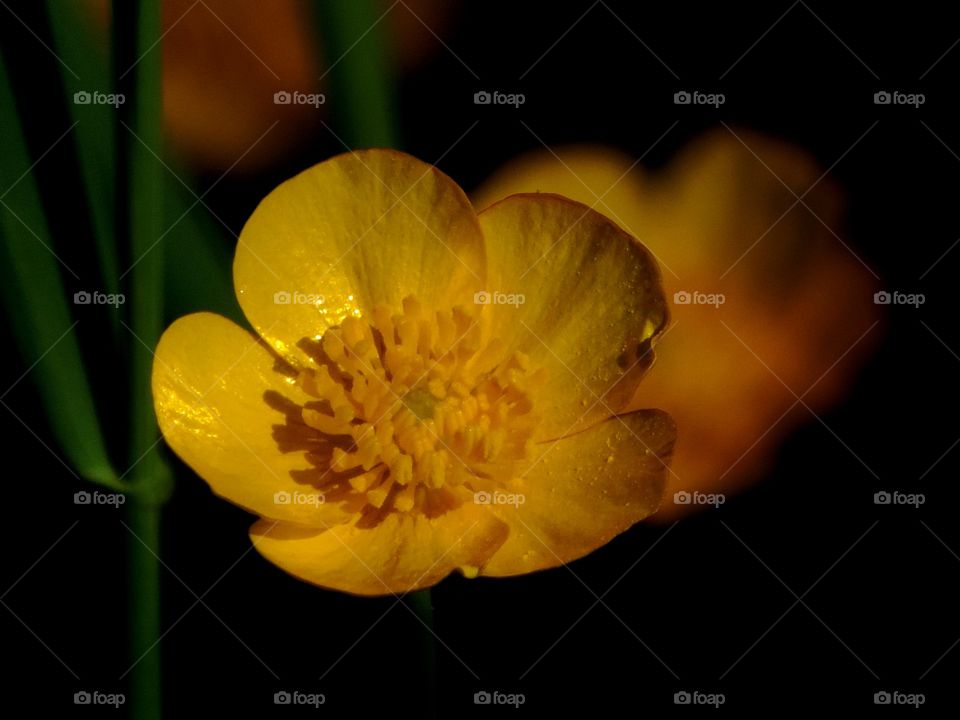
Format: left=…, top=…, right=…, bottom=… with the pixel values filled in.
left=314, top=0, right=399, bottom=148
left=125, top=0, right=169, bottom=717
left=0, top=43, right=119, bottom=489
left=46, top=0, right=121, bottom=311
left=409, top=589, right=437, bottom=716
left=127, top=500, right=163, bottom=720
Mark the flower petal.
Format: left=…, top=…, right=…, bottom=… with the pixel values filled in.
left=249, top=503, right=509, bottom=595
left=481, top=409, right=675, bottom=577
left=234, top=149, right=485, bottom=365
left=152, top=312, right=355, bottom=527
left=477, top=194, right=668, bottom=439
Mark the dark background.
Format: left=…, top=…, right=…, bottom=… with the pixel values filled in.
left=2, top=0, right=959, bottom=715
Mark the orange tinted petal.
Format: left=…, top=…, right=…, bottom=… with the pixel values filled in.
left=481, top=410, right=675, bottom=577
left=477, top=194, right=668, bottom=440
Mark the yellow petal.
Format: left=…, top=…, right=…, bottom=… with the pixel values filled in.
left=249, top=503, right=509, bottom=595
left=152, top=312, right=355, bottom=527
left=481, top=409, right=675, bottom=576
left=234, top=149, right=485, bottom=365
left=477, top=195, right=668, bottom=439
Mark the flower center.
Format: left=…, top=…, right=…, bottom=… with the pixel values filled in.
left=295, top=296, right=545, bottom=516
left=401, top=387, right=439, bottom=421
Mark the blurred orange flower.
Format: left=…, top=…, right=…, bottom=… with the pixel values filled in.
left=474, top=130, right=881, bottom=519
left=86, top=0, right=455, bottom=171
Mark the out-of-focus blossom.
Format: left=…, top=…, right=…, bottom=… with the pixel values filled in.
left=474, top=130, right=881, bottom=519
left=86, top=0, right=456, bottom=171
left=160, top=0, right=321, bottom=172
left=153, top=150, right=675, bottom=594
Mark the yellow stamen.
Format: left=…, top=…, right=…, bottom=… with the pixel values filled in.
left=294, top=296, right=544, bottom=515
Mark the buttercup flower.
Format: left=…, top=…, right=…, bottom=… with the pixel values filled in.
left=153, top=150, right=675, bottom=595
left=475, top=130, right=880, bottom=519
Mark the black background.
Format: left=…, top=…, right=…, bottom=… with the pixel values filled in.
left=2, top=0, right=959, bottom=715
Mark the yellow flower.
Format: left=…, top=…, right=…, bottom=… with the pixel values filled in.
left=475, top=130, right=880, bottom=519
left=152, top=149, right=675, bottom=595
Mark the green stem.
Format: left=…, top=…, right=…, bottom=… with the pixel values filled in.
left=127, top=501, right=163, bottom=719
left=128, top=0, right=165, bottom=480
left=409, top=589, right=437, bottom=716
left=125, top=1, right=170, bottom=717
left=314, top=0, right=399, bottom=148
left=46, top=0, right=121, bottom=311
left=0, top=43, right=119, bottom=489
